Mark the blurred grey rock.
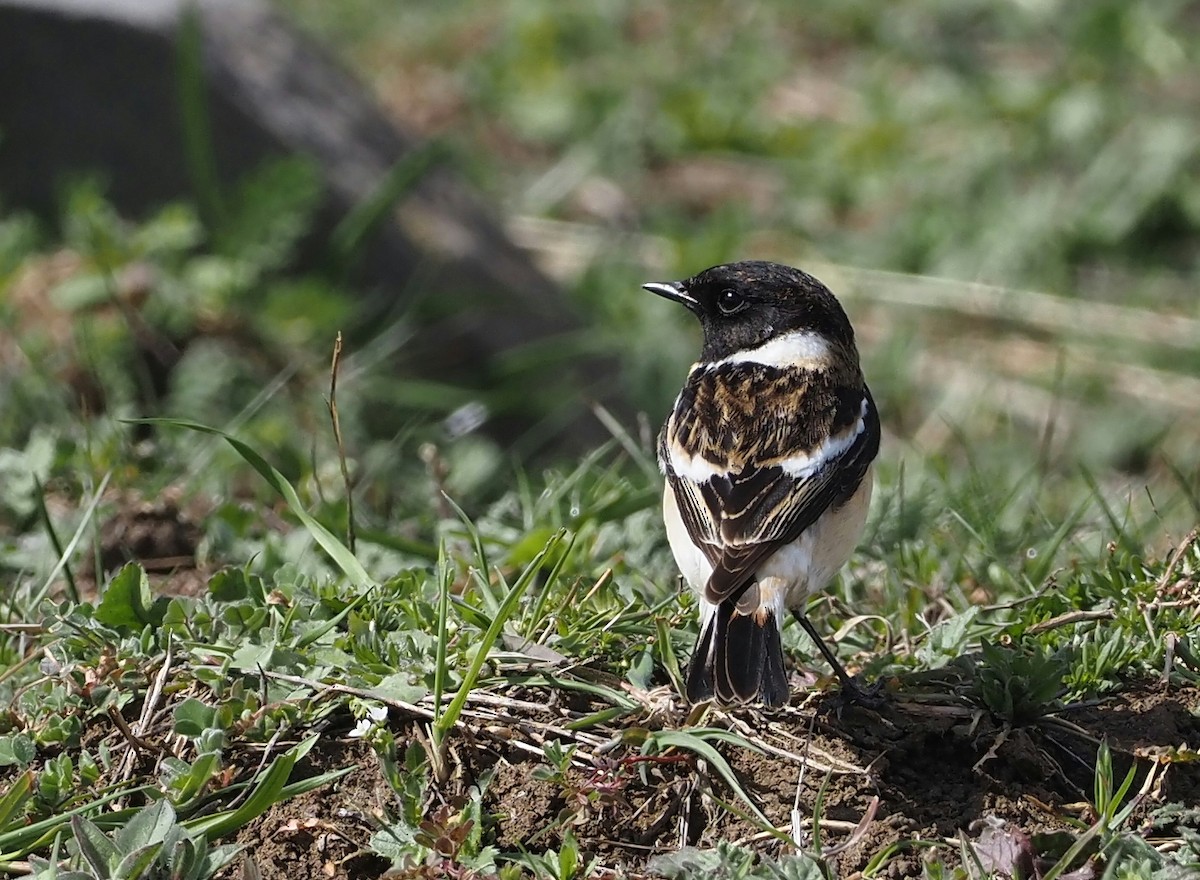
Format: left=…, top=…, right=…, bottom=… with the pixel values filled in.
left=0, top=0, right=615, bottom=450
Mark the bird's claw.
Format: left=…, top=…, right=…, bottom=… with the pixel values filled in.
left=825, top=674, right=887, bottom=713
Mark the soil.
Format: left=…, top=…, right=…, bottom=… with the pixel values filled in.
left=211, top=679, right=1200, bottom=879
left=217, top=736, right=393, bottom=879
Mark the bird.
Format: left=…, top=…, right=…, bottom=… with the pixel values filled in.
left=645, top=260, right=880, bottom=707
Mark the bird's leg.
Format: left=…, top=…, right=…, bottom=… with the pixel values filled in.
left=791, top=610, right=885, bottom=708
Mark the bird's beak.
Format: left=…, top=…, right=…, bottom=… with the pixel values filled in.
left=642, top=280, right=699, bottom=312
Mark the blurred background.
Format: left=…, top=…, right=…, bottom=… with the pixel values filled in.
left=2, top=0, right=1199, bottom=563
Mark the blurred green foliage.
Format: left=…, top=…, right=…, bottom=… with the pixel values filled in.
left=1, top=0, right=1197, bottom=584
left=282, top=0, right=1198, bottom=299
left=270, top=0, right=1200, bottom=492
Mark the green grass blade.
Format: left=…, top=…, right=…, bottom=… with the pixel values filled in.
left=0, top=787, right=138, bottom=860
left=132, top=418, right=372, bottom=589
left=1164, top=457, right=1200, bottom=519
left=274, top=766, right=355, bottom=801
left=433, top=539, right=452, bottom=723
left=566, top=705, right=634, bottom=731
left=655, top=616, right=686, bottom=698
left=1039, top=821, right=1103, bottom=880
left=513, top=674, right=640, bottom=709
left=185, top=736, right=318, bottom=840
left=34, top=471, right=111, bottom=606
left=355, top=527, right=439, bottom=561
left=175, top=7, right=225, bottom=228
left=33, top=475, right=78, bottom=603
left=1080, top=466, right=1139, bottom=555
left=645, top=730, right=771, bottom=826
left=434, top=529, right=567, bottom=743
left=327, top=142, right=447, bottom=275
left=441, top=492, right=500, bottom=616
left=703, top=792, right=790, bottom=843
left=590, top=401, right=660, bottom=481
left=520, top=530, right=578, bottom=637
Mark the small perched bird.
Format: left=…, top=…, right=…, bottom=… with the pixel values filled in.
left=645, top=261, right=880, bottom=706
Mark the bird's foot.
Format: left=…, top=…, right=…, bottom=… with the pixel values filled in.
left=826, top=674, right=887, bottom=713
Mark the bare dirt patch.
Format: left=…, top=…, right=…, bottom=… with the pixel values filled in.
left=213, top=681, right=1200, bottom=873
left=219, top=736, right=393, bottom=880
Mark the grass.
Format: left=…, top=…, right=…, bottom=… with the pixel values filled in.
left=2, top=0, right=1200, bottom=876
left=1, top=248, right=1198, bottom=874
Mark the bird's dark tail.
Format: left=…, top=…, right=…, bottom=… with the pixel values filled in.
left=685, top=600, right=789, bottom=706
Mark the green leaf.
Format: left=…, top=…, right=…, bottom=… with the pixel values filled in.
left=289, top=591, right=367, bottom=651
left=162, top=753, right=220, bottom=806
left=648, top=841, right=755, bottom=877
left=172, top=699, right=218, bottom=739
left=626, top=646, right=655, bottom=691
left=167, top=752, right=222, bottom=805
left=558, top=829, right=579, bottom=879
left=917, top=606, right=980, bottom=667
left=207, top=568, right=249, bottom=601
left=0, top=734, right=36, bottom=768
left=50, top=273, right=109, bottom=310
left=158, top=828, right=199, bottom=879
left=230, top=641, right=300, bottom=673
left=115, top=799, right=176, bottom=855
left=201, top=843, right=246, bottom=878
left=766, top=852, right=830, bottom=879
left=0, top=429, right=55, bottom=520
left=373, top=674, right=428, bottom=705
left=96, top=564, right=166, bottom=631
left=70, top=815, right=119, bottom=878
left=0, top=770, right=34, bottom=831
left=113, top=842, right=161, bottom=880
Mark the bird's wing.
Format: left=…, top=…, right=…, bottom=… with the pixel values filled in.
left=661, top=364, right=880, bottom=605
left=667, top=469, right=723, bottom=567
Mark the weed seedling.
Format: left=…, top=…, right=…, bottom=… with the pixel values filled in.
left=971, top=639, right=1068, bottom=725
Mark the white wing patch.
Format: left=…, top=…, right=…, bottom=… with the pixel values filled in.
left=777, top=397, right=868, bottom=479
left=710, top=330, right=831, bottom=370
left=666, top=441, right=729, bottom=482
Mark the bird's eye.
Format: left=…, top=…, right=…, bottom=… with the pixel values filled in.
left=717, top=288, right=747, bottom=315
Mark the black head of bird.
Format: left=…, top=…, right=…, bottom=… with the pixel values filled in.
left=642, top=260, right=857, bottom=364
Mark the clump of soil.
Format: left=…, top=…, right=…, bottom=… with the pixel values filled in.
left=94, top=492, right=204, bottom=577
left=62, top=488, right=211, bottom=600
